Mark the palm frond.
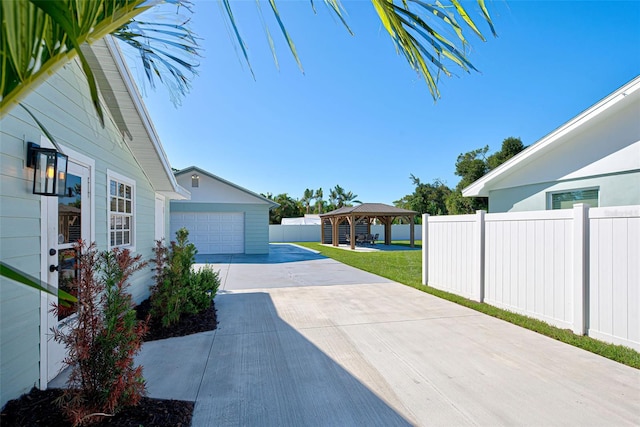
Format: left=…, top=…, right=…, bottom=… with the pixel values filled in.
left=218, top=0, right=493, bottom=100
left=371, top=0, right=495, bottom=99
left=1, top=0, right=154, bottom=121
left=1, top=0, right=199, bottom=122
left=0, top=261, right=77, bottom=307
left=114, top=15, right=201, bottom=105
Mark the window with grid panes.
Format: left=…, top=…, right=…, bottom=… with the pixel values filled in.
left=109, top=177, right=134, bottom=247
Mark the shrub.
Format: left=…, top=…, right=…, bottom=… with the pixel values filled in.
left=189, top=265, right=221, bottom=313
left=51, top=242, right=148, bottom=426
left=150, top=228, right=220, bottom=327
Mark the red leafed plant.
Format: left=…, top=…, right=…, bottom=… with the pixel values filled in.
left=51, top=241, right=149, bottom=426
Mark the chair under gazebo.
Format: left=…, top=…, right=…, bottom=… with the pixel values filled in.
left=319, top=203, right=417, bottom=250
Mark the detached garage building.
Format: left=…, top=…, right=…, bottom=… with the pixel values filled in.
left=171, top=166, right=277, bottom=254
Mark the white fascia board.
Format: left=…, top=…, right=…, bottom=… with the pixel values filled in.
left=103, top=36, right=185, bottom=199
left=463, top=76, right=640, bottom=197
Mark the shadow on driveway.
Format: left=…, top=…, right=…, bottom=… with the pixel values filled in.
left=191, top=291, right=413, bottom=426
left=195, top=243, right=326, bottom=264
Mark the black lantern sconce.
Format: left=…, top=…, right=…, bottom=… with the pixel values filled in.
left=26, top=142, right=68, bottom=196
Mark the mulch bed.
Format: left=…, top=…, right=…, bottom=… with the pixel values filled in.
left=0, top=388, right=193, bottom=427
left=136, top=298, right=218, bottom=342
left=1, top=299, right=217, bottom=426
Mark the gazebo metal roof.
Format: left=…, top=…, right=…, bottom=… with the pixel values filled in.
left=319, top=203, right=417, bottom=249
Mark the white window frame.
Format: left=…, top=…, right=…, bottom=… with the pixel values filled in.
left=107, top=169, right=136, bottom=250
left=547, top=186, right=599, bottom=210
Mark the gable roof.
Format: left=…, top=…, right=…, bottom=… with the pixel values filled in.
left=320, top=203, right=416, bottom=217
left=463, top=76, right=640, bottom=197
left=83, top=36, right=189, bottom=200
left=175, top=166, right=278, bottom=207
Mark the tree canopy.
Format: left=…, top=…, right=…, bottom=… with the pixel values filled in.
left=264, top=185, right=361, bottom=223
left=396, top=136, right=527, bottom=217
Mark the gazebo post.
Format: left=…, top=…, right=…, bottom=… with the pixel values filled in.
left=329, top=217, right=337, bottom=246
left=337, top=217, right=345, bottom=247
left=350, top=214, right=356, bottom=250
left=321, top=219, right=325, bottom=244
left=384, top=217, right=392, bottom=245
left=410, top=215, right=415, bottom=248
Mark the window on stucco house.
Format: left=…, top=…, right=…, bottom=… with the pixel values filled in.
left=549, top=188, right=599, bottom=209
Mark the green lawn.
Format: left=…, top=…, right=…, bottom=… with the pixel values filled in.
left=296, top=241, right=640, bottom=369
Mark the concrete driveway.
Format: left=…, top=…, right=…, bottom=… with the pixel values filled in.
left=140, top=244, right=640, bottom=426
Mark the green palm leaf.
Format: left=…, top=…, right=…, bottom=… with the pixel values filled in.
left=0, top=0, right=199, bottom=121
left=0, top=262, right=77, bottom=307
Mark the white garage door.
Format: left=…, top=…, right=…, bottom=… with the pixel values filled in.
left=171, top=212, right=245, bottom=254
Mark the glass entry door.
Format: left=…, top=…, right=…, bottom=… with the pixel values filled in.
left=56, top=172, right=84, bottom=320
left=44, top=161, right=90, bottom=382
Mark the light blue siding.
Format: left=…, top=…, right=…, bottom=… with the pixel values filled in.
left=1, top=57, right=160, bottom=405
left=170, top=203, right=271, bottom=254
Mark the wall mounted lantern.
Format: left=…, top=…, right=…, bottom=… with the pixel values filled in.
left=26, top=142, right=68, bottom=196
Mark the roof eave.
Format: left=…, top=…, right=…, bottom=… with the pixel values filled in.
left=97, top=36, right=188, bottom=200
left=462, top=75, right=640, bottom=197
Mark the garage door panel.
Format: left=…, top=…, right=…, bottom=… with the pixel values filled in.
left=171, top=212, right=244, bottom=254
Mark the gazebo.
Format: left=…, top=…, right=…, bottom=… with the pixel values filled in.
left=319, top=203, right=417, bottom=250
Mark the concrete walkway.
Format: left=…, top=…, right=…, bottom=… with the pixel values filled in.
left=137, top=245, right=640, bottom=426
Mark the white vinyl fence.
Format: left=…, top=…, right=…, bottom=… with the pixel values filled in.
left=270, top=224, right=422, bottom=243
left=423, top=205, right=640, bottom=350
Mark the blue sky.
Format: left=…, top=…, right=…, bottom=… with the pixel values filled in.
left=127, top=0, right=640, bottom=206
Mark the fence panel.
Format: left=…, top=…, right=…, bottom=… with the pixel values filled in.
left=423, top=206, right=640, bottom=350
left=588, top=206, right=640, bottom=350
left=269, top=224, right=422, bottom=243
left=269, top=225, right=321, bottom=242
left=484, top=210, right=574, bottom=330
left=426, top=215, right=477, bottom=299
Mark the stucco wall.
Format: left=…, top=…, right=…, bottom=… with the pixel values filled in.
left=488, top=170, right=640, bottom=212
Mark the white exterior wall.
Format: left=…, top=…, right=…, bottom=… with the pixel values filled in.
left=175, top=173, right=261, bottom=204
left=270, top=225, right=322, bottom=242
left=1, top=58, right=162, bottom=405
left=269, top=224, right=423, bottom=242
left=422, top=206, right=640, bottom=350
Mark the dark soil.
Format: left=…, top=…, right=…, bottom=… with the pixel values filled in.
left=1, top=388, right=193, bottom=427
left=136, top=298, right=218, bottom=342
left=1, top=299, right=217, bottom=426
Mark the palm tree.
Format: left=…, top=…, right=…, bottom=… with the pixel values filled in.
left=331, top=185, right=361, bottom=208
left=314, top=188, right=325, bottom=214
left=301, top=188, right=315, bottom=214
